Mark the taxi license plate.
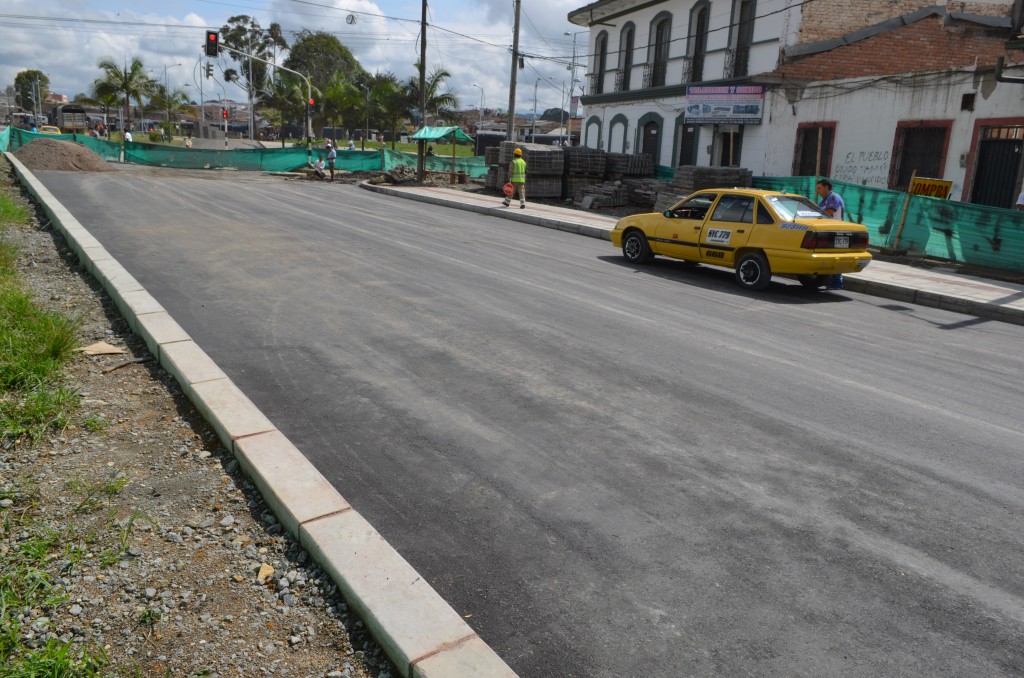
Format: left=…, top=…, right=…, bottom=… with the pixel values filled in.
left=834, top=235, right=850, bottom=248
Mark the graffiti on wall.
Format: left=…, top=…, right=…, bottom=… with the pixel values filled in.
left=832, top=149, right=890, bottom=187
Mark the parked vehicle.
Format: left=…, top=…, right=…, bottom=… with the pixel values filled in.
left=49, top=104, right=89, bottom=133
left=38, top=125, right=62, bottom=135
left=610, top=188, right=872, bottom=290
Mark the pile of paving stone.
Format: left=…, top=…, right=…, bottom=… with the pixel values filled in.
left=605, top=152, right=654, bottom=178
left=486, top=141, right=565, bottom=198
left=654, top=165, right=753, bottom=212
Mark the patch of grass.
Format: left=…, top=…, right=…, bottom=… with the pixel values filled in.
left=82, top=414, right=110, bottom=432
left=67, top=470, right=129, bottom=514
left=0, top=285, right=80, bottom=390
left=0, top=188, right=80, bottom=447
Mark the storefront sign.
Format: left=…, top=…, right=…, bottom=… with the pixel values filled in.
left=685, top=85, right=763, bottom=125
left=909, top=177, right=953, bottom=199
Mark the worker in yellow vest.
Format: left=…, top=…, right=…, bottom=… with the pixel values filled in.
left=503, top=147, right=527, bottom=209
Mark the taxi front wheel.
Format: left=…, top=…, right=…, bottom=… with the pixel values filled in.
left=735, top=252, right=771, bottom=290
left=622, top=231, right=654, bottom=264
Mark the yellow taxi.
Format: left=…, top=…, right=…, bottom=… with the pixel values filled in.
left=38, top=125, right=63, bottom=135
left=610, top=188, right=871, bottom=290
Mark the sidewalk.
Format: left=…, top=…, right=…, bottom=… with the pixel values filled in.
left=360, top=182, right=1024, bottom=327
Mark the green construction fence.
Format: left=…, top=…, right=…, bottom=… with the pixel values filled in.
left=754, top=176, right=1024, bottom=273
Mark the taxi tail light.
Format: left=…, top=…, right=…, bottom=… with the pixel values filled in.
left=800, top=231, right=870, bottom=249
left=800, top=231, right=823, bottom=249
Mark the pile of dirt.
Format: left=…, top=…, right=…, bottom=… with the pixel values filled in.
left=13, top=138, right=115, bottom=172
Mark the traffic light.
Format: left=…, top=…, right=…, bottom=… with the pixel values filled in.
left=204, top=63, right=213, bottom=79
left=307, top=98, right=315, bottom=114
left=205, top=31, right=220, bottom=57
left=222, top=108, right=228, bottom=120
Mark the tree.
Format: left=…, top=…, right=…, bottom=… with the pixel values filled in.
left=284, top=31, right=365, bottom=96
left=92, top=57, right=155, bottom=130
left=540, top=107, right=568, bottom=122
left=14, top=70, right=49, bottom=113
left=219, top=16, right=289, bottom=113
left=321, top=72, right=363, bottom=140
left=258, top=73, right=305, bottom=147
left=406, top=64, right=459, bottom=126
left=373, top=74, right=412, bottom=150
left=146, top=84, right=192, bottom=130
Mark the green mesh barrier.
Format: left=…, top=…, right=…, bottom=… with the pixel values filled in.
left=73, top=135, right=122, bottom=162
left=655, top=165, right=674, bottom=181
left=382, top=149, right=490, bottom=178
left=0, top=126, right=9, bottom=152
left=753, top=177, right=1024, bottom=273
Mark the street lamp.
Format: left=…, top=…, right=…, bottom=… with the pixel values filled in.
left=359, top=83, right=370, bottom=151
left=471, top=84, right=484, bottom=129
left=163, top=63, right=182, bottom=139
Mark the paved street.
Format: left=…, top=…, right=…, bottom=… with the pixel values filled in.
left=33, top=168, right=1024, bottom=677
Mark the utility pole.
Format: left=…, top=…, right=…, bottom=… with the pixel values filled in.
left=531, top=79, right=539, bottom=139
left=506, top=0, right=521, bottom=141
left=417, top=0, right=427, bottom=181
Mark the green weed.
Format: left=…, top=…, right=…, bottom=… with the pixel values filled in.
left=82, top=414, right=109, bottom=432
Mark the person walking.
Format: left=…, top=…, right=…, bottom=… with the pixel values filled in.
left=816, top=178, right=846, bottom=289
left=326, top=142, right=337, bottom=182
left=503, top=147, right=527, bottom=209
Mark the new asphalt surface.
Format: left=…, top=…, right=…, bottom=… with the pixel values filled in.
left=16, top=165, right=1024, bottom=677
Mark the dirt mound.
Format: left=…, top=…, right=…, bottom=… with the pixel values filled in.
left=14, top=138, right=115, bottom=172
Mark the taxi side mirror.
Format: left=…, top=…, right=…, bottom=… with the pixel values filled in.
left=663, top=210, right=674, bottom=218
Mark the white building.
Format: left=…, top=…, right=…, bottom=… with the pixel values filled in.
left=569, top=0, right=1024, bottom=207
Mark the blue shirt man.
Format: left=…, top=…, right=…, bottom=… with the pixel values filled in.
left=816, top=178, right=846, bottom=289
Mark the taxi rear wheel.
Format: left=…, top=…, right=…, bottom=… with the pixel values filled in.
left=735, top=252, right=771, bottom=290
left=622, top=231, right=653, bottom=264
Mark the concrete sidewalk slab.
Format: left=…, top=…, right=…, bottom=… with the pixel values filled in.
left=360, top=181, right=1024, bottom=327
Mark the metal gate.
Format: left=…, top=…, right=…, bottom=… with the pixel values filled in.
left=678, top=124, right=698, bottom=166
left=889, top=126, right=947, bottom=191
left=971, top=127, right=1024, bottom=208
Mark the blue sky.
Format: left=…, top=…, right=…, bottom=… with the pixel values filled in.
left=0, top=0, right=588, bottom=115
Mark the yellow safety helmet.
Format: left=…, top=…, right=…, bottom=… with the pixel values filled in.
left=514, top=147, right=523, bottom=156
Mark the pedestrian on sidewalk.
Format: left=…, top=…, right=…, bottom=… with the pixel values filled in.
left=816, top=178, right=846, bottom=289
left=503, top=147, right=527, bottom=209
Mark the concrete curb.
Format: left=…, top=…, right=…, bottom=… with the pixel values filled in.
left=4, top=152, right=517, bottom=678
left=359, top=181, right=1024, bottom=327
left=360, top=181, right=613, bottom=241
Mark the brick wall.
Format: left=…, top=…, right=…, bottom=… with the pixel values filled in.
left=798, top=0, right=1012, bottom=44
left=770, top=16, right=1022, bottom=80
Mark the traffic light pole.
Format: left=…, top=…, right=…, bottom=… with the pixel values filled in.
left=217, top=43, right=313, bottom=165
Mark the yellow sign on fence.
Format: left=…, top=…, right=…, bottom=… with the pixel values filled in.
left=909, top=177, right=953, bottom=199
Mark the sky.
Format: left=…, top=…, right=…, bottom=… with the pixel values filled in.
left=0, top=0, right=590, bottom=116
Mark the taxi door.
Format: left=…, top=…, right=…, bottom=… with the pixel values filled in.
left=654, top=192, right=718, bottom=262
left=699, top=194, right=757, bottom=266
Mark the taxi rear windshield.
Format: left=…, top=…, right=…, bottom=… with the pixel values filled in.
left=766, top=195, right=827, bottom=221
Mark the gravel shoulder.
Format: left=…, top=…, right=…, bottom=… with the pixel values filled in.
left=1, top=160, right=394, bottom=677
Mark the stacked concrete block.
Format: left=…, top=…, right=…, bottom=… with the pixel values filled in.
left=563, top=146, right=606, bottom=178
left=621, top=178, right=671, bottom=208
left=653, top=165, right=754, bottom=212
left=605, top=153, right=654, bottom=178
left=484, top=146, right=501, bottom=166
left=498, top=141, right=564, bottom=198
left=574, top=181, right=628, bottom=208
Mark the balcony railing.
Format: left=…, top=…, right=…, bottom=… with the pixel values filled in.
left=642, top=61, right=668, bottom=88
left=724, top=46, right=750, bottom=79
left=588, top=72, right=601, bottom=95
left=679, top=56, right=693, bottom=85
left=614, top=69, right=625, bottom=92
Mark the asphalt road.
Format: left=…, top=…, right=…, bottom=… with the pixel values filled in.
left=34, top=167, right=1024, bottom=677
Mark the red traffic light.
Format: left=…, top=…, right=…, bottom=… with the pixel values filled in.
left=308, top=98, right=315, bottom=106
left=205, top=31, right=220, bottom=57
left=222, top=108, right=228, bottom=120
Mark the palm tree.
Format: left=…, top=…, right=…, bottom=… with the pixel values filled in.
left=374, top=75, right=412, bottom=150
left=322, top=72, right=363, bottom=142
left=92, top=57, right=155, bottom=133
left=406, top=64, right=459, bottom=127
left=258, top=74, right=305, bottom=147
left=146, top=84, right=193, bottom=137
